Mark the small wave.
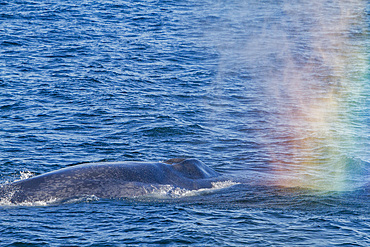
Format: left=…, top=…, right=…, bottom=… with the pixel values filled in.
left=58, top=195, right=100, bottom=205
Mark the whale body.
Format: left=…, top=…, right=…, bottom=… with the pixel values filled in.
left=0, top=158, right=220, bottom=204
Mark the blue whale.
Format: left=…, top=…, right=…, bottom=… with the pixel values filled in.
left=0, top=158, right=220, bottom=204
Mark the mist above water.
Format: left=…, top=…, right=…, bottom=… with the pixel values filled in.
left=205, top=0, right=369, bottom=191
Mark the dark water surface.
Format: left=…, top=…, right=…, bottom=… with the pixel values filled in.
left=1, top=0, right=369, bottom=246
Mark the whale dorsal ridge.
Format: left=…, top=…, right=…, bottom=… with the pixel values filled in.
left=165, top=158, right=219, bottom=179
left=163, top=158, right=187, bottom=164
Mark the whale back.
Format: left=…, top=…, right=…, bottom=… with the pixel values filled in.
left=0, top=158, right=220, bottom=204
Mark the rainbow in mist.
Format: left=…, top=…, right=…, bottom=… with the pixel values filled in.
left=268, top=0, right=368, bottom=191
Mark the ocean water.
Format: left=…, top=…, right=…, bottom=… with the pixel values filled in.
left=0, top=0, right=369, bottom=246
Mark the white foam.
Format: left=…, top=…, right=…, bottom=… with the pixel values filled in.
left=17, top=170, right=35, bottom=181
left=0, top=194, right=100, bottom=207
left=0, top=195, right=58, bottom=207
left=144, top=180, right=239, bottom=199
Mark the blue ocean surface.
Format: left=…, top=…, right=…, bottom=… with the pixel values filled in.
left=1, top=0, right=369, bottom=246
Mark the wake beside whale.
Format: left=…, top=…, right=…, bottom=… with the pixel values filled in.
left=0, top=158, right=226, bottom=204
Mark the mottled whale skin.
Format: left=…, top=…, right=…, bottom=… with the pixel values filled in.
left=0, top=158, right=220, bottom=204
